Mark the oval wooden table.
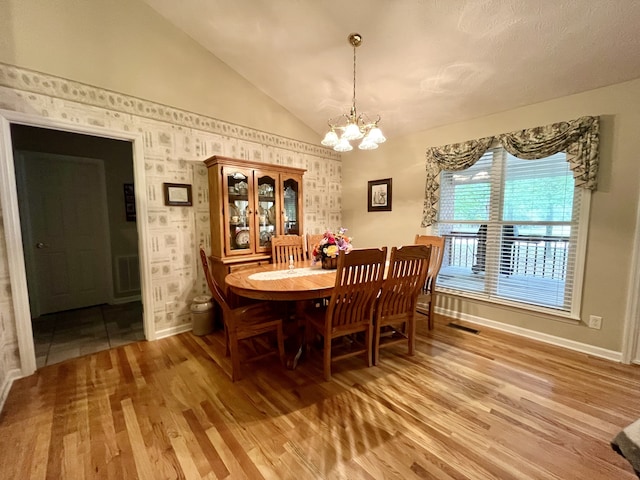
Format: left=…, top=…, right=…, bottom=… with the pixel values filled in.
left=225, top=260, right=337, bottom=301
left=225, top=260, right=337, bottom=368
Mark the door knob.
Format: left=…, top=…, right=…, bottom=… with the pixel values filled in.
left=36, top=242, right=49, bottom=249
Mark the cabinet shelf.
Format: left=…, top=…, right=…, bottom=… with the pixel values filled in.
left=228, top=193, right=249, bottom=201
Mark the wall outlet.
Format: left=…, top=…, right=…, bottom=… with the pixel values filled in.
left=588, top=315, right=602, bottom=329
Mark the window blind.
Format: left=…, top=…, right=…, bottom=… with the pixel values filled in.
left=435, top=147, right=585, bottom=314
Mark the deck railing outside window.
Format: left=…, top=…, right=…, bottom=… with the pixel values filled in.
left=434, top=146, right=591, bottom=313
left=442, top=232, right=569, bottom=279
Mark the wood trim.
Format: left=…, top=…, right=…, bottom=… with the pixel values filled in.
left=204, top=155, right=306, bottom=176
left=622, top=184, right=640, bottom=363
left=438, top=304, right=622, bottom=362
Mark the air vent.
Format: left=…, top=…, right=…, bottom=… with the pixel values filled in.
left=115, top=255, right=140, bottom=294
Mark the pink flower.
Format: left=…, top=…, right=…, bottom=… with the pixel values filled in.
left=312, top=228, right=353, bottom=263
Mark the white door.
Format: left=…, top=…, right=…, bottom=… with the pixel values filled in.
left=16, top=152, right=112, bottom=316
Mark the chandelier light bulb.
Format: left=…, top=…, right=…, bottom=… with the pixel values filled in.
left=334, top=137, right=353, bottom=152
left=342, top=122, right=362, bottom=141
left=367, top=126, right=386, bottom=144
left=358, top=137, right=378, bottom=150
left=321, top=130, right=339, bottom=147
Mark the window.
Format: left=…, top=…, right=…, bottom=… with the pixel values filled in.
left=435, top=146, right=589, bottom=316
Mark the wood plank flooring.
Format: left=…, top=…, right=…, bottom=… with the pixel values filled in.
left=1, top=315, right=639, bottom=479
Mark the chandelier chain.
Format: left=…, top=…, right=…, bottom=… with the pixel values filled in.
left=352, top=42, right=357, bottom=112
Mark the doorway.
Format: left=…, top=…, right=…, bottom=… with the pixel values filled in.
left=11, top=125, right=142, bottom=367
left=0, top=111, right=153, bottom=376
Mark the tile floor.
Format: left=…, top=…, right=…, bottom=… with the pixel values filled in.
left=32, top=301, right=145, bottom=368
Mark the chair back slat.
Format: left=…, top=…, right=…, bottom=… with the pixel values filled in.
left=306, top=233, right=325, bottom=260
left=414, top=235, right=445, bottom=292
left=271, top=235, right=306, bottom=264
left=377, top=245, right=431, bottom=318
left=413, top=235, right=445, bottom=329
left=326, top=247, right=387, bottom=332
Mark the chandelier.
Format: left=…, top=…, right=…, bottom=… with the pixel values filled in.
left=321, top=33, right=386, bottom=152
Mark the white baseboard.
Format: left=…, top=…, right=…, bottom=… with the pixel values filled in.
left=0, top=368, right=23, bottom=414
left=154, top=323, right=193, bottom=340
left=438, top=307, right=622, bottom=362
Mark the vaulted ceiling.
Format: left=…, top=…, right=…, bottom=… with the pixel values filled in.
left=143, top=0, right=640, bottom=142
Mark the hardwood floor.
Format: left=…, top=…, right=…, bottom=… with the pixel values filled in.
left=1, top=315, right=639, bottom=479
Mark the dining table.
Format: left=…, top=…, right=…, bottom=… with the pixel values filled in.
left=225, top=259, right=337, bottom=302
left=225, top=259, right=337, bottom=368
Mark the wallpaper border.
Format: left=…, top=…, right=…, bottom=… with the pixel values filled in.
left=0, top=62, right=341, bottom=160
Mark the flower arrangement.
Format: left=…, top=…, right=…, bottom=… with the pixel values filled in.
left=312, top=228, right=353, bottom=267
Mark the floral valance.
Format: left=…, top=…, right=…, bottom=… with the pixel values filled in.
left=421, top=116, right=600, bottom=227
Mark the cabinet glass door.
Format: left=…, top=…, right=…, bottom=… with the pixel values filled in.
left=224, top=168, right=252, bottom=254
left=255, top=173, right=277, bottom=252
left=282, top=177, right=301, bottom=235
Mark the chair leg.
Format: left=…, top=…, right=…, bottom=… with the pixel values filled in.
left=323, top=334, right=332, bottom=381
left=373, top=321, right=381, bottom=366
left=428, top=294, right=436, bottom=330
left=408, top=315, right=416, bottom=356
left=276, top=323, right=286, bottom=366
left=228, top=331, right=241, bottom=382
left=365, top=323, right=373, bottom=367
left=225, top=329, right=230, bottom=357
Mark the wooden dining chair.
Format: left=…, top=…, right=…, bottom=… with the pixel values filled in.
left=303, top=247, right=387, bottom=381
left=414, top=235, right=445, bottom=329
left=271, top=234, right=306, bottom=264
left=305, top=233, right=325, bottom=260
left=373, top=245, right=431, bottom=365
left=199, top=248, right=286, bottom=381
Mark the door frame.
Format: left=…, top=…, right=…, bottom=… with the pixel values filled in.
left=622, top=190, right=640, bottom=364
left=0, top=109, right=154, bottom=376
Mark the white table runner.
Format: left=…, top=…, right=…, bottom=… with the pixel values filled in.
left=248, top=266, right=329, bottom=280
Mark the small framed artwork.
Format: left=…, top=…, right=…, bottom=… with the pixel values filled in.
left=164, top=182, right=193, bottom=206
left=368, top=178, right=392, bottom=212
left=123, top=183, right=136, bottom=221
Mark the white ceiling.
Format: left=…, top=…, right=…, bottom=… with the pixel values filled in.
left=143, top=0, right=640, bottom=142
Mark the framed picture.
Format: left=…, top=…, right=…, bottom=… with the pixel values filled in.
left=123, top=183, right=136, bottom=221
left=164, top=182, right=193, bottom=206
left=368, top=178, right=392, bottom=212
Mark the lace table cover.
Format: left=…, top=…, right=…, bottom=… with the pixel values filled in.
left=248, top=266, right=329, bottom=281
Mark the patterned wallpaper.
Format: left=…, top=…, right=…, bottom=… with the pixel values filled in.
left=0, top=207, right=18, bottom=394
left=0, top=63, right=341, bottom=382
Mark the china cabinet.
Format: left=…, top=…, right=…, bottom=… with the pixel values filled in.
left=204, top=155, right=305, bottom=287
